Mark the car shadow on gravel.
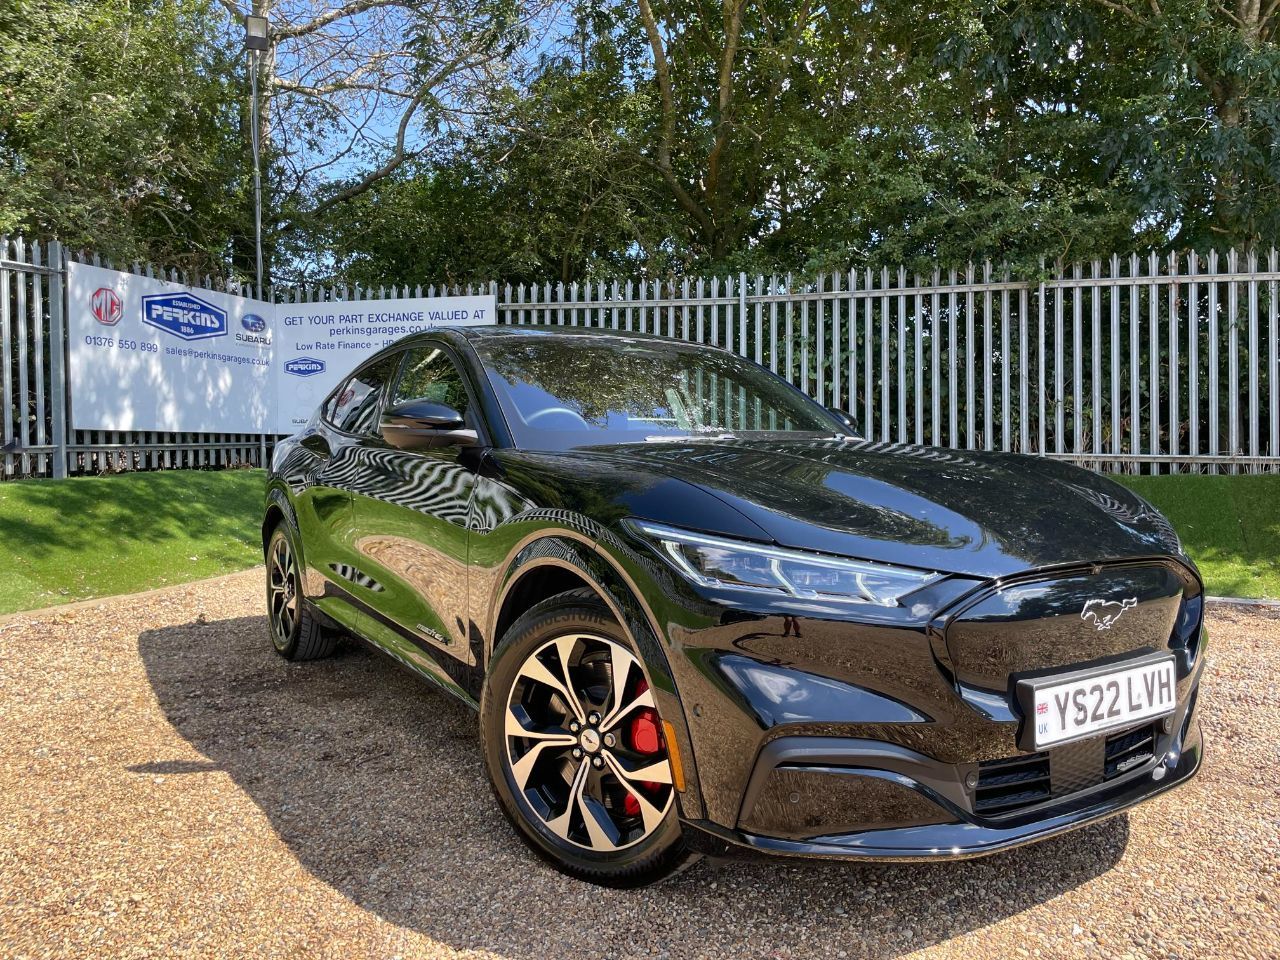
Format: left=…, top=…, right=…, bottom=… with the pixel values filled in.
left=138, top=614, right=1129, bottom=960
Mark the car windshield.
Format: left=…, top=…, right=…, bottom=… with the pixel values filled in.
left=475, top=333, right=846, bottom=451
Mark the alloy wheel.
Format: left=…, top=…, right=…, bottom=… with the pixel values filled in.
left=504, top=633, right=674, bottom=852
left=267, top=535, right=299, bottom=648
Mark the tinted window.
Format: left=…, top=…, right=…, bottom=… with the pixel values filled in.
left=329, top=353, right=402, bottom=435
left=475, top=334, right=844, bottom=450
left=392, top=345, right=470, bottom=416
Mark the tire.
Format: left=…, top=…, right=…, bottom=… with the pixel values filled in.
left=265, top=522, right=339, bottom=661
left=480, top=588, right=697, bottom=887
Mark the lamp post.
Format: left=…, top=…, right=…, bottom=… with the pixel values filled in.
left=244, top=14, right=269, bottom=300
left=245, top=14, right=269, bottom=467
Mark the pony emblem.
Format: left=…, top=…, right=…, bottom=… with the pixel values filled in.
left=1081, top=597, right=1138, bottom=631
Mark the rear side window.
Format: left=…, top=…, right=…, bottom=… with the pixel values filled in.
left=392, top=345, right=471, bottom=416
left=328, top=353, right=402, bottom=435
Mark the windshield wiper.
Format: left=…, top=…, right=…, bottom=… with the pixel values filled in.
left=643, top=432, right=737, bottom=443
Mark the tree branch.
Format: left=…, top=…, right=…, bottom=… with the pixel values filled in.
left=705, top=0, right=746, bottom=204
left=287, top=99, right=428, bottom=225
left=636, top=154, right=717, bottom=238
left=275, top=41, right=492, bottom=230
left=273, top=0, right=405, bottom=41
left=1092, top=0, right=1149, bottom=25
left=636, top=0, right=718, bottom=242
left=637, top=0, right=678, bottom=174
left=273, top=76, right=406, bottom=98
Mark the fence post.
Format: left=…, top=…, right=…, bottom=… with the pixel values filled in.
left=47, top=241, right=68, bottom=479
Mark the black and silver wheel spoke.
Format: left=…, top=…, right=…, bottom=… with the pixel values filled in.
left=603, top=752, right=668, bottom=834
left=513, top=635, right=588, bottom=725
left=600, top=678, right=655, bottom=732
left=505, top=632, right=674, bottom=853
left=505, top=704, right=576, bottom=790
left=544, top=759, right=623, bottom=850
left=267, top=538, right=298, bottom=645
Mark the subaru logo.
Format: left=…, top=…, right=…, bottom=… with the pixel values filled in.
left=284, top=357, right=326, bottom=377
left=241, top=313, right=267, bottom=333
left=141, top=293, right=227, bottom=341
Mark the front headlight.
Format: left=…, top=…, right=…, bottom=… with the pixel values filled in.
left=631, top=521, right=941, bottom=607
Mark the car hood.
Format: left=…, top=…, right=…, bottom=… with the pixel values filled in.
left=566, top=438, right=1185, bottom=579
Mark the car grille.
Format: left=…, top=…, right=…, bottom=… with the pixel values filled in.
left=973, top=751, right=1052, bottom=815
left=1104, top=722, right=1158, bottom=779
left=974, top=722, right=1160, bottom=818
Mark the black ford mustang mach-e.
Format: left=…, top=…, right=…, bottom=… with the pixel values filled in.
left=263, top=326, right=1204, bottom=886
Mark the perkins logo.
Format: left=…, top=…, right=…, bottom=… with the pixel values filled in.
left=284, top=357, right=326, bottom=377
left=141, top=293, right=227, bottom=341
left=90, top=287, right=123, bottom=326
left=241, top=313, right=267, bottom=333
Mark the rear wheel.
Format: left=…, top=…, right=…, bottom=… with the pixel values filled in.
left=266, top=523, right=338, bottom=661
left=481, top=589, right=696, bottom=887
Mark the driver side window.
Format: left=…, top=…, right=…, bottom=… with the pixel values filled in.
left=328, top=353, right=403, bottom=436
left=392, top=345, right=470, bottom=416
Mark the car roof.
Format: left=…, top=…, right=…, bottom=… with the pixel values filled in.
left=418, top=324, right=728, bottom=353
left=456, top=325, right=683, bottom=342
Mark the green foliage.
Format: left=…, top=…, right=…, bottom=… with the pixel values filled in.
left=3, top=0, right=1279, bottom=284
left=311, top=0, right=1280, bottom=284
left=0, top=469, right=265, bottom=614
left=0, top=0, right=247, bottom=273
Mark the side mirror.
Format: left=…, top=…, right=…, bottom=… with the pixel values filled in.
left=827, top=407, right=862, bottom=437
left=380, top=400, right=479, bottom=450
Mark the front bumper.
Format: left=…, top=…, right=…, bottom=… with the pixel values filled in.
left=655, top=557, right=1207, bottom=860
left=682, top=707, right=1202, bottom=861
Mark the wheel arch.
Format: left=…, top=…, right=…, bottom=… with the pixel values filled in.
left=262, top=485, right=300, bottom=560
left=486, top=529, right=706, bottom=820
left=492, top=564, right=597, bottom=644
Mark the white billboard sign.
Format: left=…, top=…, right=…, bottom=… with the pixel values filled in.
left=67, top=262, right=495, bottom=435
left=274, top=294, right=493, bottom=434
left=67, top=262, right=273, bottom=433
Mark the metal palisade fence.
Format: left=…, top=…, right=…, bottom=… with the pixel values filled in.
left=3, top=236, right=1279, bottom=478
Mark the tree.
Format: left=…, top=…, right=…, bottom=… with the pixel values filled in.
left=0, top=0, right=245, bottom=272
left=213, top=0, right=533, bottom=280
left=1086, top=0, right=1280, bottom=246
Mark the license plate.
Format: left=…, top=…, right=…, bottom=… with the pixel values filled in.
left=1017, top=653, right=1177, bottom=750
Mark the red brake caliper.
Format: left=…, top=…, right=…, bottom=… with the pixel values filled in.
left=623, top=678, right=662, bottom=817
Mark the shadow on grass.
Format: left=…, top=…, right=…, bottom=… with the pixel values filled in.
left=0, top=469, right=265, bottom=563
left=137, top=613, right=1128, bottom=959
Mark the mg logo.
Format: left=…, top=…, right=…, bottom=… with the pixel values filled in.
left=141, top=293, right=227, bottom=341
left=284, top=357, right=326, bottom=377
left=90, top=287, right=123, bottom=326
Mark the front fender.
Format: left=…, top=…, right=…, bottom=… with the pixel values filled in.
left=478, top=518, right=708, bottom=821
left=262, top=482, right=298, bottom=551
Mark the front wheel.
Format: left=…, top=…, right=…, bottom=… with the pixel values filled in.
left=480, top=589, right=696, bottom=887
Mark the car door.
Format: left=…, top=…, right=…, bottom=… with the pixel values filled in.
left=288, top=352, right=403, bottom=635
left=341, top=341, right=486, bottom=696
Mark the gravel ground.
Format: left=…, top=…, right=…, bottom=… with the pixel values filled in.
left=0, top=570, right=1276, bottom=960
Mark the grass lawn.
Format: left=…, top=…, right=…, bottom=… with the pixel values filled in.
left=0, top=467, right=1274, bottom=616
left=1115, top=473, right=1280, bottom=600
left=0, top=469, right=265, bottom=616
